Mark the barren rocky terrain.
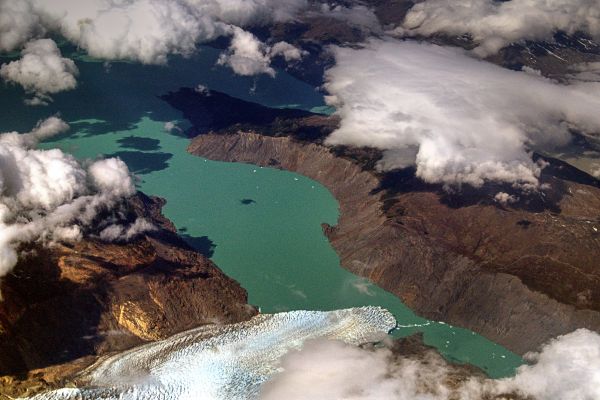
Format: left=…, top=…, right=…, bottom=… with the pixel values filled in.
left=179, top=88, right=600, bottom=355
left=0, top=193, right=256, bottom=398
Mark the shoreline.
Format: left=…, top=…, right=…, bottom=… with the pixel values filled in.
left=189, top=131, right=600, bottom=355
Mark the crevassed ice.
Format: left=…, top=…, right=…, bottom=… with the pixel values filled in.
left=26, top=307, right=396, bottom=400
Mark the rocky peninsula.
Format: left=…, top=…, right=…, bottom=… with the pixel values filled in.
left=168, top=87, right=600, bottom=355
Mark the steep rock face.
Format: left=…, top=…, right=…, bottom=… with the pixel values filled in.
left=0, top=193, right=256, bottom=397
left=189, top=132, right=600, bottom=355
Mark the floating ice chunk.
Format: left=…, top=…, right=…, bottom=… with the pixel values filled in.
left=397, top=321, right=431, bottom=328
left=26, top=307, right=395, bottom=400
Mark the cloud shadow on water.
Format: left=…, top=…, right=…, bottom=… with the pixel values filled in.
left=117, top=136, right=161, bottom=151
left=105, top=150, right=172, bottom=175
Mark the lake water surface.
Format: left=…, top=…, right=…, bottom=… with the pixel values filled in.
left=0, top=47, right=522, bottom=377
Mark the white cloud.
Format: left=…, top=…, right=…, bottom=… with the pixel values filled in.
left=39, top=0, right=212, bottom=65
left=0, top=0, right=43, bottom=53
left=188, top=0, right=308, bottom=27
left=2, top=0, right=398, bottom=79
left=218, top=27, right=305, bottom=76
left=0, top=116, right=69, bottom=148
left=260, top=329, right=600, bottom=400
left=218, top=27, right=276, bottom=76
left=312, top=3, right=381, bottom=33
left=498, top=329, right=600, bottom=400
left=98, top=218, right=156, bottom=242
left=23, top=94, right=52, bottom=107
left=567, top=62, right=600, bottom=82
left=260, top=340, right=415, bottom=400
left=494, top=192, right=519, bottom=205
left=324, top=39, right=600, bottom=187
left=0, top=38, right=78, bottom=98
left=398, top=0, right=600, bottom=56
left=0, top=0, right=308, bottom=66
left=270, top=41, right=305, bottom=62
left=28, top=308, right=395, bottom=398
left=88, top=157, right=135, bottom=198
left=0, top=118, right=139, bottom=277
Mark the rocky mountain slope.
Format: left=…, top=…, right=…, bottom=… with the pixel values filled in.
left=174, top=88, right=600, bottom=355
left=0, top=193, right=256, bottom=398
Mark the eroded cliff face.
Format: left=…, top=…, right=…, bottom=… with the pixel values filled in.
left=0, top=193, right=256, bottom=398
left=189, top=132, right=600, bottom=355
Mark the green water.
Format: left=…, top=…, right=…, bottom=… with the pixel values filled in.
left=0, top=48, right=522, bottom=377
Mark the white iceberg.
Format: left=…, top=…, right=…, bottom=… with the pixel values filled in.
left=26, top=307, right=396, bottom=400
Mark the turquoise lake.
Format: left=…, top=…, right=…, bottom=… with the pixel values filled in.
left=0, top=46, right=522, bottom=377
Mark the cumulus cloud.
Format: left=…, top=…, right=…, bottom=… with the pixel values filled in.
left=0, top=38, right=78, bottom=101
left=41, top=0, right=213, bottom=65
left=270, top=41, right=306, bottom=63
left=0, top=0, right=308, bottom=67
left=218, top=28, right=277, bottom=76
left=494, top=192, right=519, bottom=205
left=0, top=0, right=43, bottom=53
left=260, top=329, right=600, bottom=400
left=398, top=0, right=600, bottom=57
left=88, top=158, right=135, bottom=197
left=218, top=27, right=305, bottom=76
left=324, top=39, right=600, bottom=188
left=0, top=118, right=145, bottom=277
left=2, top=0, right=404, bottom=78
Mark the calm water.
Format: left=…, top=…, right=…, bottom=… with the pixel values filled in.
left=0, top=47, right=522, bottom=377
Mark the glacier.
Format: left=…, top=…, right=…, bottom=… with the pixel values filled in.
left=25, top=307, right=396, bottom=400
